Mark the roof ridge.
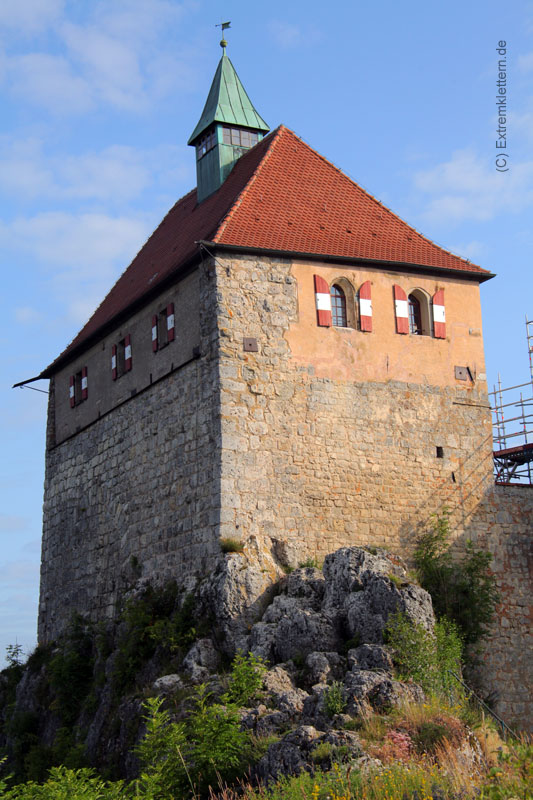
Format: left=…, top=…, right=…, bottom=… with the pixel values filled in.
left=213, top=125, right=285, bottom=243
left=278, top=128, right=478, bottom=270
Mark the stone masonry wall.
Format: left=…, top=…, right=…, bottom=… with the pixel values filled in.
left=38, top=260, right=222, bottom=642
left=214, top=253, right=495, bottom=559
left=472, top=485, right=533, bottom=731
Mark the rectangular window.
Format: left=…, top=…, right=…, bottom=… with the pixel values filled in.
left=196, top=129, right=216, bottom=160
left=222, top=126, right=259, bottom=149
left=152, top=304, right=175, bottom=352
left=70, top=368, right=88, bottom=406
left=112, top=335, right=132, bottom=378
left=157, top=309, right=169, bottom=347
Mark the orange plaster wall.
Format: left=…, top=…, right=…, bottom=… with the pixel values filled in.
left=286, top=262, right=487, bottom=390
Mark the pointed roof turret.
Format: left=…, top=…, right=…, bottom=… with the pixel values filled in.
left=188, top=51, right=269, bottom=145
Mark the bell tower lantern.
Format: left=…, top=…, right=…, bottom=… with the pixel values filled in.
left=188, top=32, right=269, bottom=203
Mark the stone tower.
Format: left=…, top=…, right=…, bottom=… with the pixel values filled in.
left=17, top=45, right=533, bottom=730
left=21, top=45, right=500, bottom=642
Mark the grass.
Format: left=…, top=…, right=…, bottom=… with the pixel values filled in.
left=220, top=538, right=244, bottom=554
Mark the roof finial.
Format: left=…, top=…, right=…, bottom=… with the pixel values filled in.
left=216, top=20, right=231, bottom=51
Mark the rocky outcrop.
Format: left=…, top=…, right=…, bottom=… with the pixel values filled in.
left=199, top=544, right=434, bottom=662
left=2, top=542, right=437, bottom=785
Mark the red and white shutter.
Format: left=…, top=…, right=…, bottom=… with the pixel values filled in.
left=166, top=303, right=175, bottom=342
left=111, top=345, right=117, bottom=380
left=152, top=315, right=158, bottom=352
left=69, top=375, right=75, bottom=407
left=124, top=334, right=132, bottom=371
left=81, top=367, right=88, bottom=400
left=432, top=289, right=446, bottom=339
left=314, top=275, right=332, bottom=327
left=359, top=280, right=373, bottom=332
left=393, top=285, right=409, bottom=334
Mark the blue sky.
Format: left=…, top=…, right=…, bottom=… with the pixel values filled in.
left=1, top=0, right=532, bottom=663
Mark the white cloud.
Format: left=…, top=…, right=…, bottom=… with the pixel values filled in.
left=518, top=51, right=533, bottom=72
left=268, top=20, right=322, bottom=50
left=8, top=52, right=92, bottom=113
left=412, top=149, right=533, bottom=224
left=1, top=212, right=150, bottom=322
left=0, top=138, right=188, bottom=204
left=0, top=0, right=64, bottom=35
left=61, top=22, right=148, bottom=111
left=14, top=306, right=43, bottom=324
left=3, top=1, right=199, bottom=115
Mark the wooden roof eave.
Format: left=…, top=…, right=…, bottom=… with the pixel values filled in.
left=198, top=240, right=496, bottom=283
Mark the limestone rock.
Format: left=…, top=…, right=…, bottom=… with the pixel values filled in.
left=306, top=651, right=347, bottom=684
left=347, top=644, right=393, bottom=672
left=198, top=534, right=285, bottom=654
left=255, top=725, right=321, bottom=782
left=152, top=674, right=184, bottom=694
left=251, top=595, right=339, bottom=662
left=343, top=669, right=424, bottom=715
left=256, top=725, right=364, bottom=783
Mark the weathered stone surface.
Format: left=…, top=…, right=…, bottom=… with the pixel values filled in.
left=198, top=535, right=285, bottom=654
left=347, top=644, right=393, bottom=672
left=255, top=725, right=364, bottom=783
left=343, top=669, right=424, bottom=715
left=250, top=595, right=340, bottom=662
left=255, top=725, right=321, bottom=782
left=152, top=674, right=184, bottom=694
left=182, top=638, right=219, bottom=675
left=263, top=665, right=296, bottom=697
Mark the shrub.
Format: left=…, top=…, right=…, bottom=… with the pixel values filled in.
left=414, top=509, right=499, bottom=649
left=3, top=765, right=127, bottom=799
left=223, top=651, right=266, bottom=707
left=137, top=684, right=250, bottom=797
left=323, top=681, right=346, bottom=718
left=113, top=584, right=199, bottom=692
left=298, top=557, right=321, bottom=569
left=385, top=611, right=463, bottom=700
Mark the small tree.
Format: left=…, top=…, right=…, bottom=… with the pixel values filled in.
left=414, top=510, right=499, bottom=648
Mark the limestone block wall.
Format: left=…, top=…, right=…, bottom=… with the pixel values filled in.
left=214, top=253, right=494, bottom=559
left=471, top=485, right=533, bottom=732
left=38, top=261, right=222, bottom=642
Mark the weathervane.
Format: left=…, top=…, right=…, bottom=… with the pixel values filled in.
left=216, top=20, right=231, bottom=51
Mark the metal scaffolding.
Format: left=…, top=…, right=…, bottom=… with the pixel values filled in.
left=490, top=316, right=533, bottom=485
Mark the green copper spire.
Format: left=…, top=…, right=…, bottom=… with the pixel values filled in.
left=189, top=37, right=269, bottom=202
left=188, top=53, right=269, bottom=145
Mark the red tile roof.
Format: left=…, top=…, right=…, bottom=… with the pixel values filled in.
left=43, top=125, right=491, bottom=374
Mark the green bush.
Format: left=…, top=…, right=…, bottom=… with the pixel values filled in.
left=385, top=612, right=463, bottom=700
left=136, top=684, right=250, bottom=798
left=112, top=584, right=198, bottom=692
left=323, top=681, right=346, bottom=718
left=414, top=509, right=499, bottom=649
left=2, top=765, right=127, bottom=799
left=222, top=651, right=266, bottom=707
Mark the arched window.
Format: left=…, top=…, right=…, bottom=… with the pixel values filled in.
left=408, top=294, right=422, bottom=335
left=331, top=284, right=347, bottom=327
left=408, top=289, right=432, bottom=336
